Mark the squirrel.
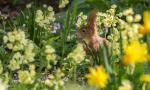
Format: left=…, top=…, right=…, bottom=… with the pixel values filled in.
left=77, top=10, right=109, bottom=53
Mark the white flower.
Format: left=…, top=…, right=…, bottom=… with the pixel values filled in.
left=134, top=14, right=141, bottom=22
left=26, top=3, right=32, bottom=8
left=6, top=43, right=13, bottom=49
left=43, top=4, right=47, bottom=8
left=0, top=61, right=3, bottom=74
left=45, top=45, right=55, bottom=54
left=47, top=6, right=53, bottom=11
left=3, top=36, right=8, bottom=43
left=35, top=7, right=55, bottom=30
left=3, top=29, right=28, bottom=51
left=126, top=15, right=133, bottom=23
left=118, top=80, right=132, bottom=90
left=123, top=8, right=134, bottom=16
left=23, top=41, right=35, bottom=63
left=111, top=4, right=117, bottom=9
left=59, top=0, right=69, bottom=8
left=8, top=35, right=15, bottom=43
left=0, top=79, right=8, bottom=90
left=9, top=59, right=20, bottom=71
left=45, top=45, right=57, bottom=62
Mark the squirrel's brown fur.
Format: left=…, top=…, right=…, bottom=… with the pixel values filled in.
left=77, top=10, right=109, bottom=52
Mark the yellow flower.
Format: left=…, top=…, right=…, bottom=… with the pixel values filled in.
left=85, top=65, right=109, bottom=88
left=139, top=11, right=150, bottom=34
left=118, top=80, right=132, bottom=90
left=140, top=74, right=150, bottom=83
left=144, top=11, right=150, bottom=32
left=123, top=41, right=148, bottom=64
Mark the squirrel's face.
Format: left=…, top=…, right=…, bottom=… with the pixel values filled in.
left=77, top=25, right=95, bottom=40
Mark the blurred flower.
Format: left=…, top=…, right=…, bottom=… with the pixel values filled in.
left=3, top=29, right=27, bottom=51
left=139, top=11, right=150, bottom=34
left=126, top=15, right=133, bottom=23
left=43, top=4, right=47, bottom=8
left=35, top=6, right=55, bottom=30
left=0, top=79, right=8, bottom=90
left=52, top=23, right=62, bottom=33
left=29, top=64, right=36, bottom=78
left=18, top=70, right=35, bottom=84
left=26, top=3, right=32, bottom=8
left=85, top=65, right=109, bottom=88
left=118, top=80, right=132, bottom=90
left=59, top=0, right=69, bottom=8
left=45, top=45, right=57, bottom=64
left=0, top=60, right=3, bottom=74
left=9, top=52, right=23, bottom=71
left=111, top=4, right=117, bottom=9
left=43, top=69, right=64, bottom=90
left=107, top=28, right=120, bottom=56
left=122, top=8, right=134, bottom=16
left=66, top=43, right=86, bottom=64
left=123, top=41, right=148, bottom=65
left=23, top=41, right=35, bottom=63
left=140, top=74, right=150, bottom=83
left=134, top=14, right=141, bottom=22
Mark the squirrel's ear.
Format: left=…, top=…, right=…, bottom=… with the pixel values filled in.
left=87, top=9, right=97, bottom=28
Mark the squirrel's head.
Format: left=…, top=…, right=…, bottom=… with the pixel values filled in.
left=77, top=9, right=97, bottom=41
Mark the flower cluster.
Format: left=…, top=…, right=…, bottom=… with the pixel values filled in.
left=18, top=64, right=35, bottom=84
left=108, top=28, right=120, bottom=56
left=35, top=6, right=55, bottom=30
left=42, top=69, right=64, bottom=90
left=97, top=5, right=118, bottom=28
left=44, top=45, right=57, bottom=64
left=9, top=52, right=23, bottom=71
left=23, top=41, right=35, bottom=63
left=3, top=29, right=36, bottom=71
left=3, top=29, right=27, bottom=51
left=59, top=0, right=69, bottom=8
left=65, top=43, right=86, bottom=64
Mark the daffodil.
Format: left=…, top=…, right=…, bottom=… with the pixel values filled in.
left=85, top=65, right=109, bottom=88
left=123, top=41, right=148, bottom=64
left=140, top=74, right=150, bottom=83
left=139, top=11, right=150, bottom=34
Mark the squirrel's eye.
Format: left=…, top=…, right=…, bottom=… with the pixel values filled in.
left=82, top=29, right=86, bottom=32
